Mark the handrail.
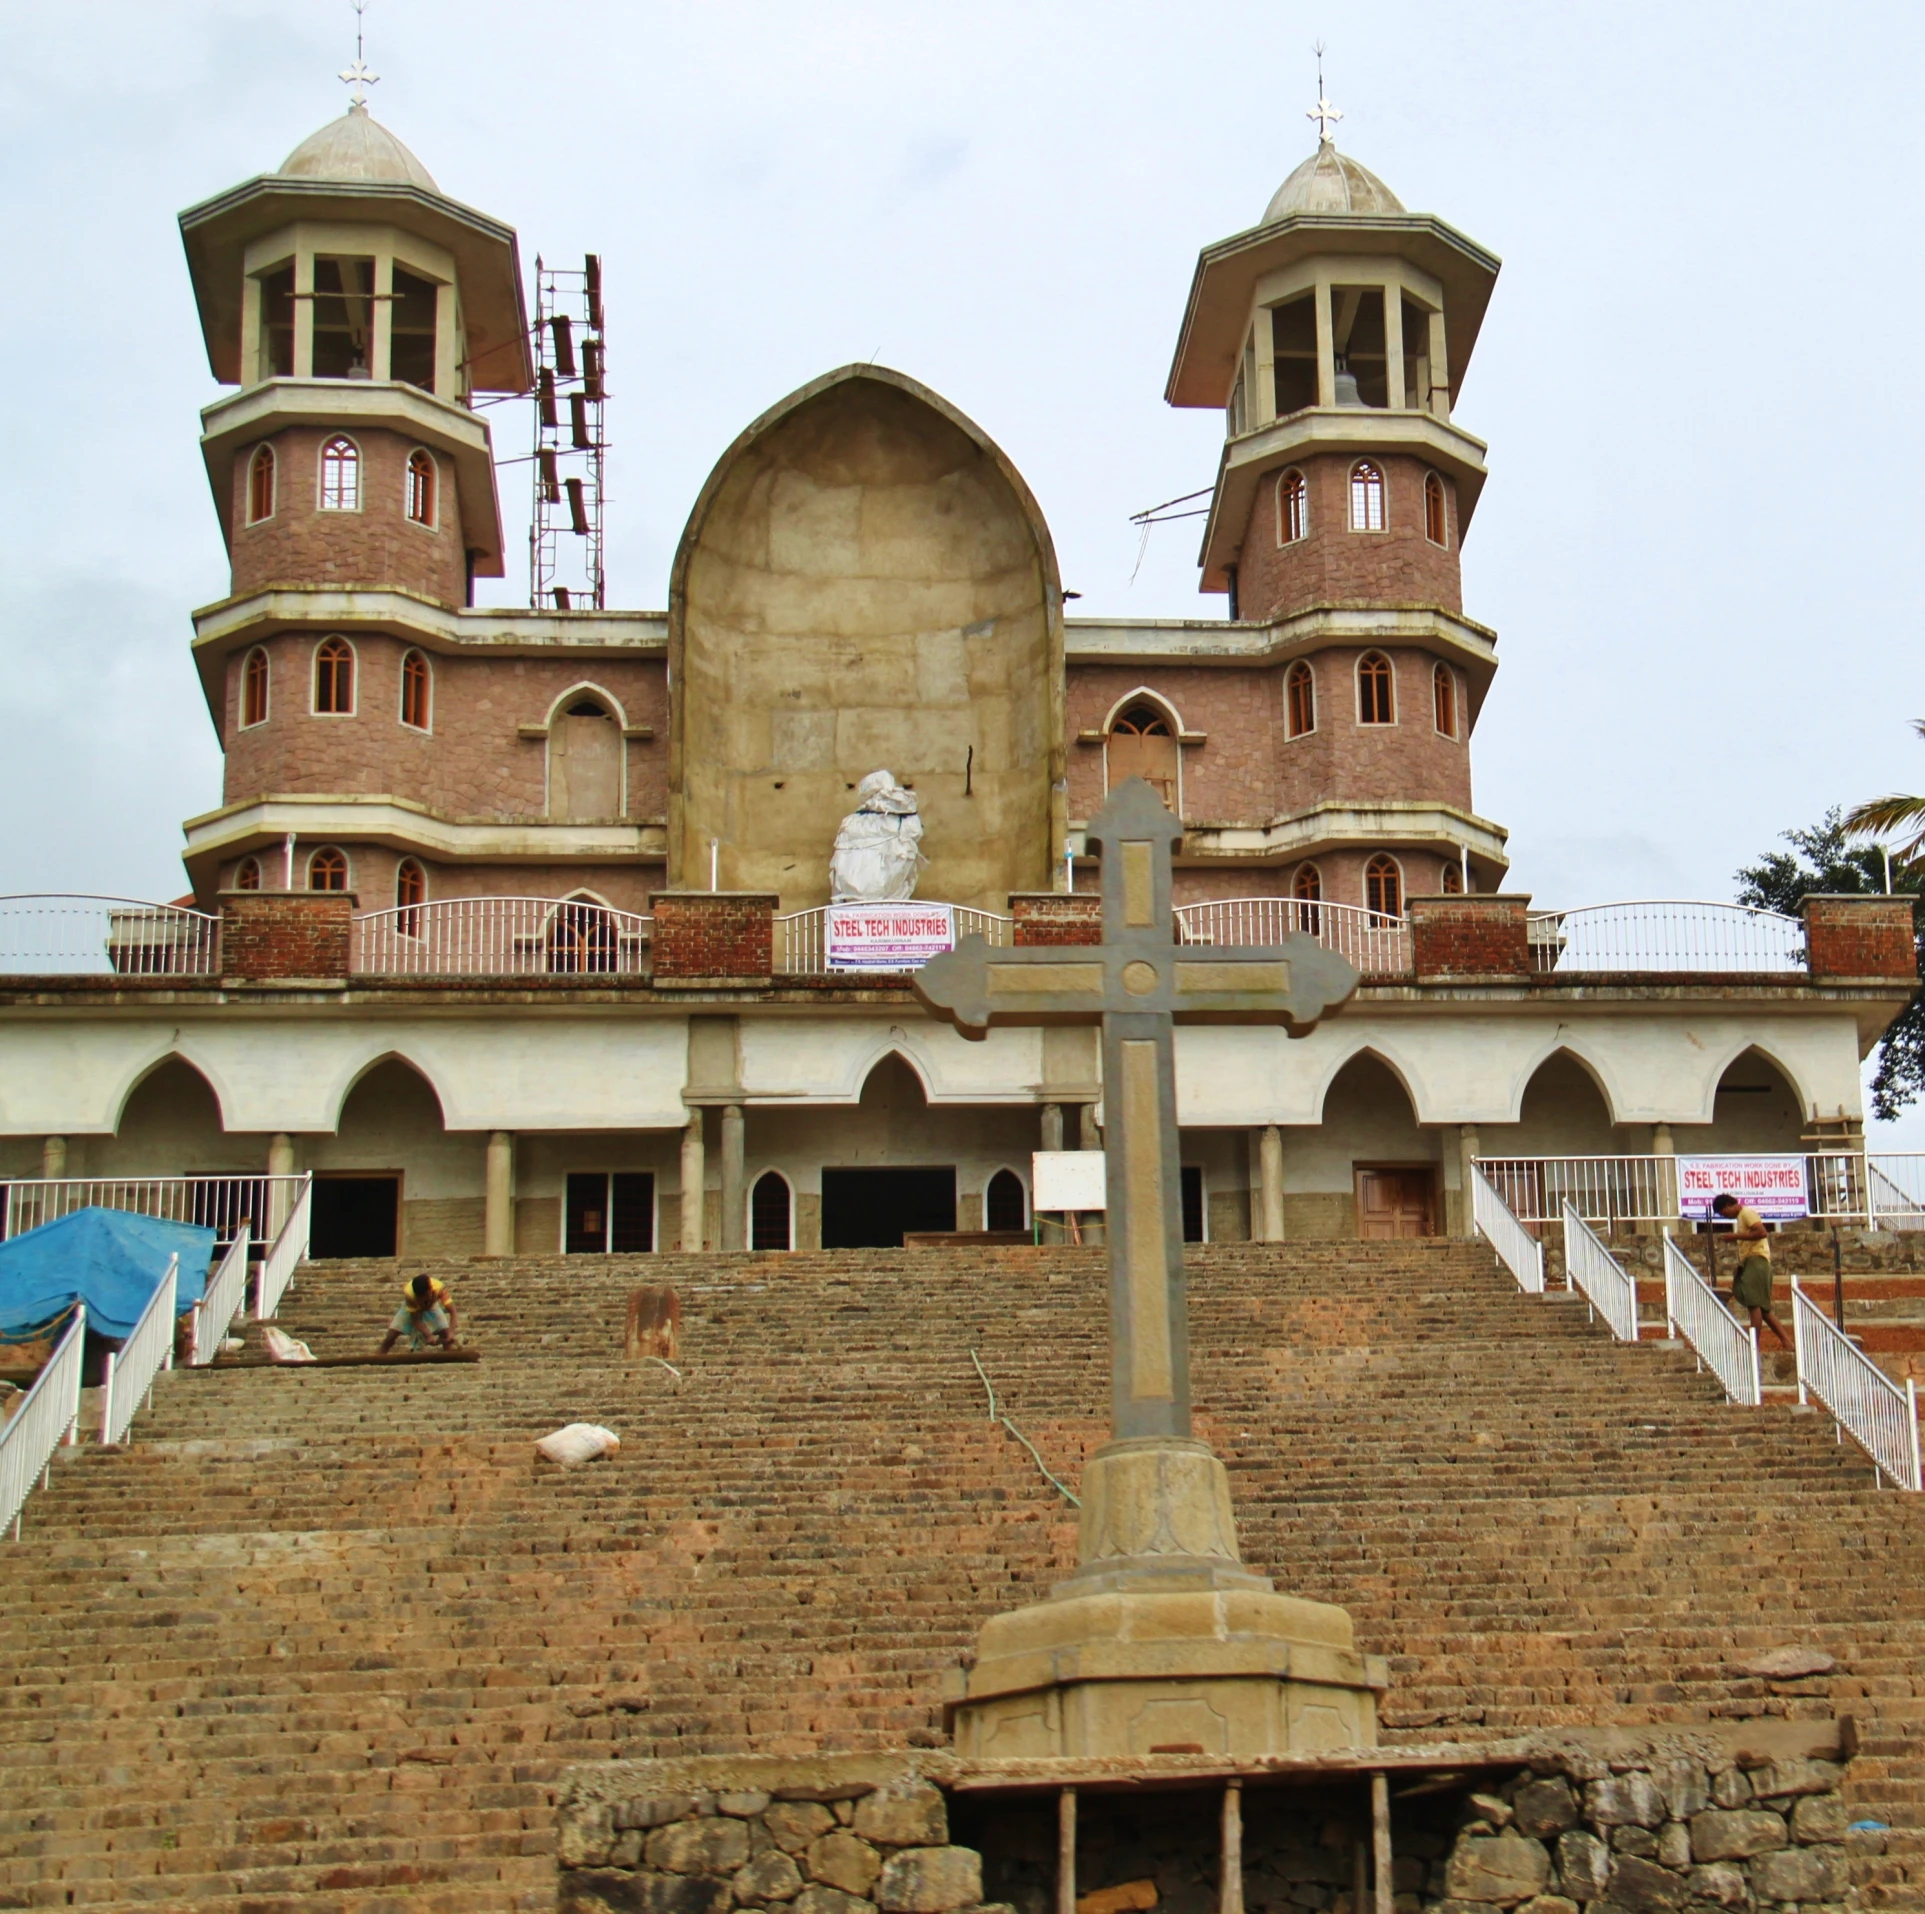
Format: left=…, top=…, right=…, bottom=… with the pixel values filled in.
left=1471, top=1164, right=1544, bottom=1294
left=352, top=895, right=653, bottom=976
left=1792, top=1278, right=1922, bottom=1490
left=1174, top=896, right=1412, bottom=976
left=1663, top=1230, right=1761, bottom=1406
left=255, top=1178, right=312, bottom=1321
left=3, top=1175, right=300, bottom=1251
left=0, top=1305, right=85, bottom=1540
left=191, top=1222, right=250, bottom=1366
left=1560, top=1200, right=1641, bottom=1342
left=99, top=1255, right=178, bottom=1447
left=0, top=895, right=220, bottom=977
left=1526, top=900, right=1805, bottom=974
left=775, top=903, right=1012, bottom=974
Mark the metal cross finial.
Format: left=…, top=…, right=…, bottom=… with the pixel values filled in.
left=1307, top=39, right=1341, bottom=144
left=339, top=0, right=379, bottom=104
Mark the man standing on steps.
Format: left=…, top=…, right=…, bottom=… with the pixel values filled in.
left=1712, top=1193, right=1791, bottom=1351
left=378, top=1274, right=460, bottom=1355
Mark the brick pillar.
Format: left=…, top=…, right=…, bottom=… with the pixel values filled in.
left=1010, top=892, right=1103, bottom=946
left=219, top=890, right=355, bottom=984
left=1801, top=894, right=1918, bottom=981
left=648, top=893, right=777, bottom=984
left=1408, top=893, right=1531, bottom=982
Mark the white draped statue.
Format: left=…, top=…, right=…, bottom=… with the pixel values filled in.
left=830, top=769, right=926, bottom=903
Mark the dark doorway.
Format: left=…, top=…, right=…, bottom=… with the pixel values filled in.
left=310, top=1175, right=400, bottom=1258
left=565, top=1172, right=655, bottom=1253
left=821, top=1168, right=956, bottom=1248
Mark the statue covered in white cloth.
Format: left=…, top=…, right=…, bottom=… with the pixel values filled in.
left=830, top=769, right=926, bottom=902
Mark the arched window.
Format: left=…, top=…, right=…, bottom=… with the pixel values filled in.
left=1433, top=662, right=1458, bottom=739
left=247, top=445, right=276, bottom=524
left=395, top=858, right=426, bottom=936
left=1349, top=459, right=1386, bottom=532
left=1423, top=471, right=1448, bottom=547
left=406, top=449, right=436, bottom=527
left=400, top=649, right=431, bottom=731
left=1106, top=703, right=1179, bottom=809
left=547, top=893, right=618, bottom=974
left=985, top=1169, right=1027, bottom=1233
left=1278, top=469, right=1307, bottom=545
left=1441, top=858, right=1464, bottom=895
left=1291, top=860, right=1322, bottom=934
left=307, top=846, right=349, bottom=892
left=1285, top=660, right=1316, bottom=738
left=1357, top=652, right=1394, bottom=725
left=548, top=696, right=623, bottom=823
left=1365, top=854, right=1403, bottom=922
left=750, top=1171, right=793, bottom=1251
left=234, top=857, right=261, bottom=891
left=314, top=637, right=355, bottom=714
left=241, top=646, right=270, bottom=728
left=319, top=435, right=360, bottom=512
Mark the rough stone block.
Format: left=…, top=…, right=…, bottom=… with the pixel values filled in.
left=1654, top=1823, right=1689, bottom=1873
left=1554, top=1831, right=1609, bottom=1902
left=1652, top=1760, right=1709, bottom=1823
left=1682, top=1863, right=1748, bottom=1907
left=807, top=1834, right=882, bottom=1897
left=1746, top=1756, right=1844, bottom=1800
left=1599, top=1853, right=1685, bottom=1911
left=1509, top=1780, right=1578, bottom=1839
left=1708, top=1770, right=1752, bottom=1810
left=1749, top=1841, right=1848, bottom=1901
left=1585, top=1774, right=1665, bottom=1829
left=649, top=1818, right=753, bottom=1876
left=561, top=1804, right=615, bottom=1869
left=793, top=1887, right=877, bottom=1914
left=1442, top=1833, right=1550, bottom=1905
left=875, top=1847, right=983, bottom=1914
left=852, top=1782, right=947, bottom=1849
left=1688, top=1809, right=1786, bottom=1862
left=736, top=1851, right=804, bottom=1905
left=1789, top=1792, right=1849, bottom=1844
left=767, top=1805, right=838, bottom=1854
left=620, top=1797, right=702, bottom=1832
left=1467, top=1794, right=1512, bottom=1830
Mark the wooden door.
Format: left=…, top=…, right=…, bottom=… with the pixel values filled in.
left=1355, top=1167, right=1435, bottom=1239
left=1106, top=709, right=1179, bottom=810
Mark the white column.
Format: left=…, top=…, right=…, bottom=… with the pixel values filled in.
left=267, top=1132, right=295, bottom=1238
left=40, top=1135, right=66, bottom=1180
left=484, top=1131, right=515, bottom=1257
left=720, top=1104, right=746, bottom=1251
left=1258, top=1124, right=1286, bottom=1242
left=679, top=1111, right=705, bottom=1252
left=1458, top=1124, right=1481, bottom=1237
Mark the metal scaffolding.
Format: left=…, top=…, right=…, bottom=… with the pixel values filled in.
left=529, top=253, right=607, bottom=610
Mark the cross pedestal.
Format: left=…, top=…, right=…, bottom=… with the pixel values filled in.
left=920, top=780, right=1389, bottom=1758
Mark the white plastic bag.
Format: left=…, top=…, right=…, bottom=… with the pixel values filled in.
left=261, top=1326, right=316, bottom=1364
left=536, top=1422, right=621, bottom=1468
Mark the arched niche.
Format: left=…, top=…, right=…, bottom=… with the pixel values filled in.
left=1676, top=1047, right=1807, bottom=1154
left=106, top=1058, right=241, bottom=1176
left=668, top=364, right=1065, bottom=909
left=1303, top=1050, right=1438, bottom=1240
left=1480, top=1048, right=1621, bottom=1158
left=306, top=1058, right=472, bottom=1261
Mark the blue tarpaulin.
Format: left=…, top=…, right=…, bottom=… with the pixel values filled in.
left=0, top=1208, right=214, bottom=1342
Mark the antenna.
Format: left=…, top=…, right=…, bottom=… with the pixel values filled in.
left=530, top=254, right=608, bottom=611
left=1306, top=40, right=1342, bottom=145
left=339, top=0, right=379, bottom=104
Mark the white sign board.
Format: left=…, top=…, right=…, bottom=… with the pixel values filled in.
left=826, top=903, right=955, bottom=972
left=1677, top=1155, right=1809, bottom=1223
left=1033, top=1149, right=1107, bottom=1212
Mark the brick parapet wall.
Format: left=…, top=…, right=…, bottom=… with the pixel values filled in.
left=218, top=890, right=355, bottom=982
left=1009, top=892, right=1103, bottom=946
left=1410, top=893, right=1530, bottom=979
left=1801, top=894, right=1919, bottom=981
left=650, top=893, right=776, bottom=983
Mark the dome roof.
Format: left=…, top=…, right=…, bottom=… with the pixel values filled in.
left=1262, top=143, right=1403, bottom=223
left=277, top=101, right=438, bottom=192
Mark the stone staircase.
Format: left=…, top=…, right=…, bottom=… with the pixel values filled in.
left=2, top=1239, right=1923, bottom=1909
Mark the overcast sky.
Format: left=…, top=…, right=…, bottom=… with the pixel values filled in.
left=6, top=0, right=1924, bottom=1133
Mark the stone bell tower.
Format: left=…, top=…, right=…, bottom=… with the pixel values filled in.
left=1165, top=121, right=1509, bottom=894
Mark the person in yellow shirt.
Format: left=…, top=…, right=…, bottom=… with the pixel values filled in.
left=1711, top=1192, right=1790, bottom=1350
left=378, top=1274, right=459, bottom=1354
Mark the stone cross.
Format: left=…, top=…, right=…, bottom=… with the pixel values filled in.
left=915, top=778, right=1358, bottom=1446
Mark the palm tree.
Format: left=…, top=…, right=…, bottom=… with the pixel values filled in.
left=1846, top=718, right=1925, bottom=875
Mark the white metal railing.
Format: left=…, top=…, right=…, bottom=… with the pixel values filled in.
left=0, top=895, right=219, bottom=976
left=255, top=1179, right=312, bottom=1322
left=2, top=1175, right=303, bottom=1248
left=353, top=896, right=653, bottom=976
left=1561, top=1200, right=1641, bottom=1342
left=1474, top=1154, right=1925, bottom=1230
left=1663, top=1230, right=1762, bottom=1405
left=1527, top=901, right=1806, bottom=974
left=0, top=1304, right=84, bottom=1540
left=1793, top=1277, right=1922, bottom=1490
left=190, top=1223, right=250, bottom=1366
left=99, top=1255, right=177, bottom=1447
left=1471, top=1164, right=1545, bottom=1294
left=775, top=904, right=1012, bottom=974
left=1175, top=896, right=1412, bottom=975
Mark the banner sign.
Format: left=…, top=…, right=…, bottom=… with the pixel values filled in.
left=1677, top=1155, right=1809, bottom=1223
left=826, top=902, right=955, bottom=972
left=1033, top=1150, right=1108, bottom=1212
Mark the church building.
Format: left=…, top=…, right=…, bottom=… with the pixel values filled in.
left=0, top=100, right=1912, bottom=1258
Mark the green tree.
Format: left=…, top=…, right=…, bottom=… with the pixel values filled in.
left=1735, top=809, right=1925, bottom=1120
